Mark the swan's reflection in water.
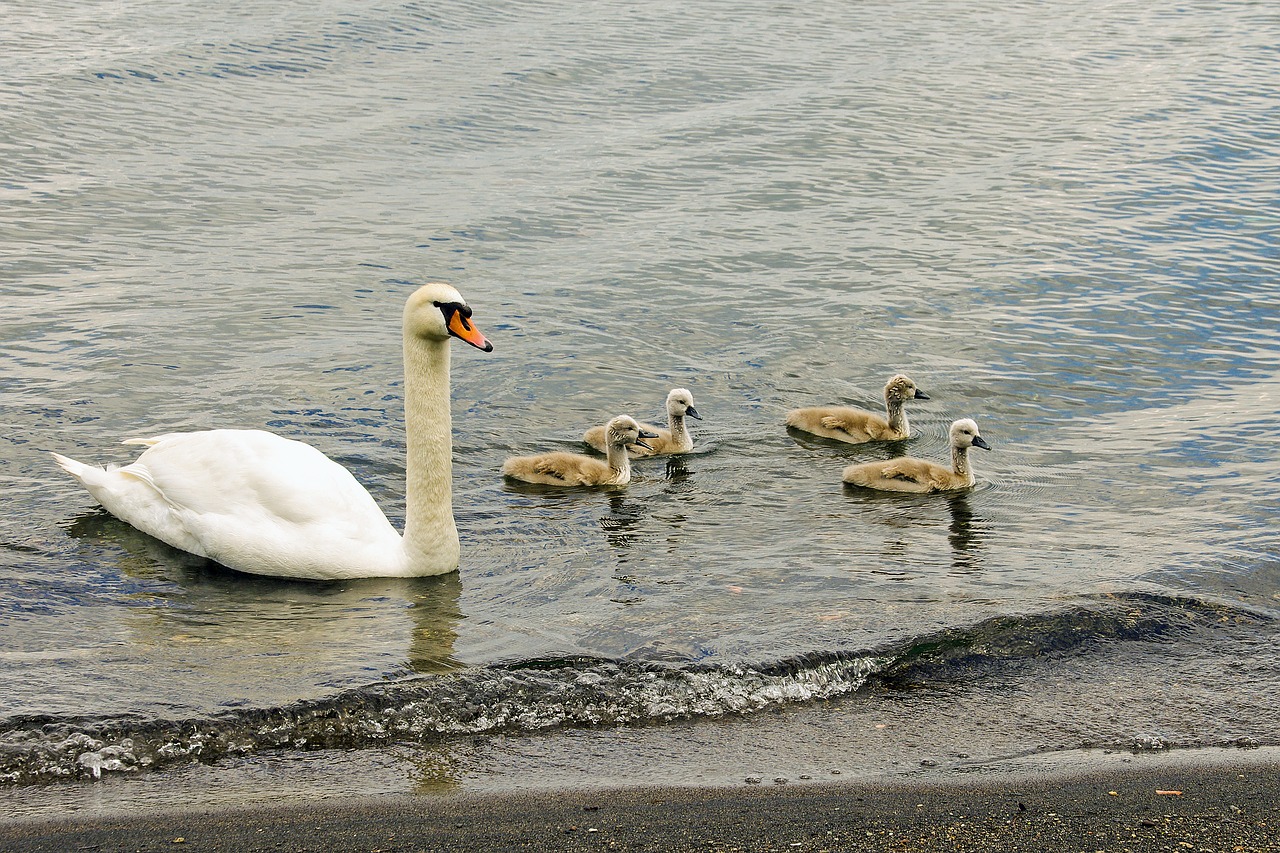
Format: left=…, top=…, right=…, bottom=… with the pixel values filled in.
left=64, top=510, right=466, bottom=701
left=605, top=455, right=695, bottom=552
left=600, top=491, right=645, bottom=552
left=660, top=455, right=693, bottom=485
left=945, top=493, right=987, bottom=574
left=60, top=509, right=473, bottom=789
left=840, top=488, right=991, bottom=576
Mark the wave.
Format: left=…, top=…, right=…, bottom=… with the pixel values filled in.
left=0, top=592, right=1266, bottom=784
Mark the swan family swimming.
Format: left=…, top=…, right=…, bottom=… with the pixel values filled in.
left=53, top=284, right=991, bottom=580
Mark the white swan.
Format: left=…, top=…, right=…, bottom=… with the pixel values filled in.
left=582, top=388, right=701, bottom=457
left=51, top=283, right=493, bottom=581
left=842, top=418, right=990, bottom=493
left=786, top=374, right=929, bottom=443
left=503, top=416, right=657, bottom=486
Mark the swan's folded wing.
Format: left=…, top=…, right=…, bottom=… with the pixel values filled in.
left=133, top=430, right=391, bottom=532
left=121, top=431, right=401, bottom=573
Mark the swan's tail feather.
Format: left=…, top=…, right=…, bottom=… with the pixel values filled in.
left=122, top=436, right=165, bottom=447
left=51, top=452, right=98, bottom=481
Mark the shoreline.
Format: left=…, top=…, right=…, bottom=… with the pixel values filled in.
left=2, top=746, right=1277, bottom=852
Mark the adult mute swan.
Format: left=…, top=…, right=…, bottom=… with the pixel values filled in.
left=503, top=416, right=656, bottom=486
left=842, top=418, right=990, bottom=493
left=786, top=374, right=929, bottom=443
left=582, top=388, right=701, bottom=457
left=52, top=283, right=493, bottom=581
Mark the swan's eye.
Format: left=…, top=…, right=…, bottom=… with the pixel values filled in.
left=433, top=301, right=472, bottom=317
left=434, top=301, right=475, bottom=330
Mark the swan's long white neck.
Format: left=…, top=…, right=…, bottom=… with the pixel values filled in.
left=885, top=396, right=909, bottom=434
left=400, top=330, right=460, bottom=572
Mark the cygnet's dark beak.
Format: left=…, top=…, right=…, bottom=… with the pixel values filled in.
left=972, top=435, right=991, bottom=450
left=914, top=389, right=930, bottom=400
left=685, top=405, right=703, bottom=420
left=632, top=428, right=659, bottom=451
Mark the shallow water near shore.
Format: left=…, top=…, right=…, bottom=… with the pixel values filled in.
left=2, top=0, right=1278, bottom=814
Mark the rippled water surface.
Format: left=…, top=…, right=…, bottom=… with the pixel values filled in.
left=2, top=0, right=1278, bottom=808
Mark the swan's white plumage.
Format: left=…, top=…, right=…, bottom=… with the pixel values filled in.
left=56, top=430, right=400, bottom=577
left=52, top=283, right=492, bottom=581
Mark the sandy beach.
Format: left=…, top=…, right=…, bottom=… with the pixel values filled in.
left=2, top=749, right=1276, bottom=852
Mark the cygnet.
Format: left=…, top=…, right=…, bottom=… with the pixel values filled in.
left=842, top=418, right=990, bottom=493
left=504, top=416, right=657, bottom=486
left=786, top=374, right=929, bottom=443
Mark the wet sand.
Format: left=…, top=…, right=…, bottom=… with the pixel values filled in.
left=2, top=750, right=1276, bottom=852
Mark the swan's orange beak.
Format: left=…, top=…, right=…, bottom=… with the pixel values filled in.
left=448, top=309, right=493, bottom=352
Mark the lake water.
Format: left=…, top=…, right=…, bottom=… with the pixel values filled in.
left=2, top=0, right=1278, bottom=817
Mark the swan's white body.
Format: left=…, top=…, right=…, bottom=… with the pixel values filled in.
left=52, top=283, right=492, bottom=581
